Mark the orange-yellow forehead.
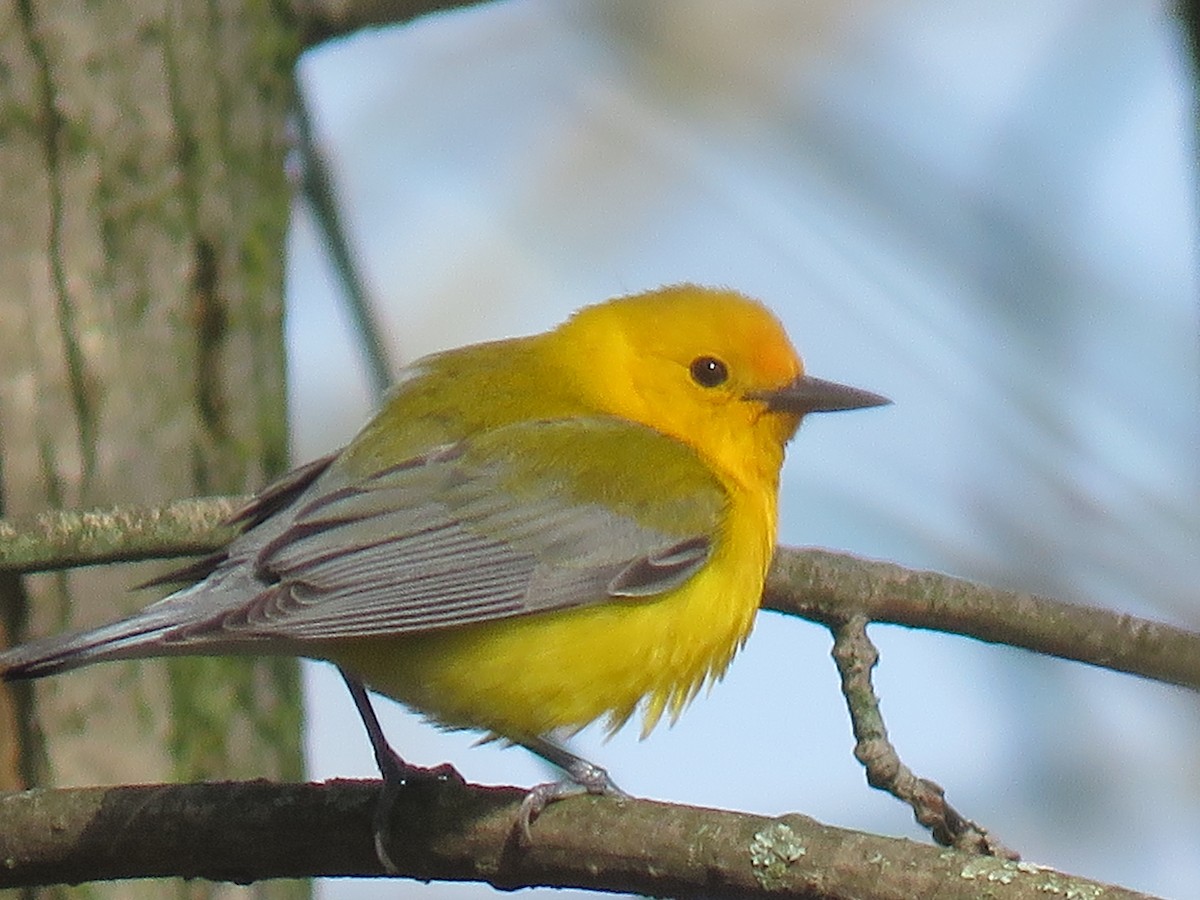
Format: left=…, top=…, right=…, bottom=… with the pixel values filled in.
left=570, top=285, right=803, bottom=388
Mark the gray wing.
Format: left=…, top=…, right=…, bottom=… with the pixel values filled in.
left=204, top=437, right=718, bottom=641
left=1, top=418, right=723, bottom=676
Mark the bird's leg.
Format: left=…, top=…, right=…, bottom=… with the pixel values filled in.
left=516, top=734, right=628, bottom=842
left=341, top=669, right=461, bottom=872
left=341, top=670, right=408, bottom=872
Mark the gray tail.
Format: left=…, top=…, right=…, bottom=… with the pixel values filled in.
left=0, top=615, right=178, bottom=681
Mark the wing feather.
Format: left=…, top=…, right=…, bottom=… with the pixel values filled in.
left=4, top=418, right=727, bottom=674
left=188, top=418, right=725, bottom=644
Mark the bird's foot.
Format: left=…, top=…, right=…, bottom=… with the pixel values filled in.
left=517, top=756, right=627, bottom=843
left=372, top=752, right=464, bottom=872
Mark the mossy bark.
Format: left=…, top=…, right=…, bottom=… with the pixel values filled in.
left=0, top=2, right=305, bottom=897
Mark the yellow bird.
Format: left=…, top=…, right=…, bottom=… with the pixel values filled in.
left=0, top=284, right=887, bottom=856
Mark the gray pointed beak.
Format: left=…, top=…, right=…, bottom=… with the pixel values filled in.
left=752, top=374, right=891, bottom=415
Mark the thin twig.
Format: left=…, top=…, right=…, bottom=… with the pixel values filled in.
left=291, top=85, right=396, bottom=397
left=828, top=615, right=1016, bottom=858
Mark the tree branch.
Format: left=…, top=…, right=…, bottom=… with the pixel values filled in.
left=2, top=498, right=1197, bottom=693
left=291, top=84, right=396, bottom=397
left=0, top=497, right=241, bottom=573
left=292, top=0, right=494, bottom=48
left=0, top=779, right=1157, bottom=898
left=762, top=547, right=1200, bottom=692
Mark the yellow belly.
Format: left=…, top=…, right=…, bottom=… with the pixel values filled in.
left=326, top=511, right=770, bottom=742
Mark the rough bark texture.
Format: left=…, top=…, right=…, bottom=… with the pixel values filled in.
left=0, top=780, right=1158, bottom=900
left=0, top=1, right=303, bottom=896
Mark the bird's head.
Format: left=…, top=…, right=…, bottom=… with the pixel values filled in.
left=553, top=285, right=889, bottom=490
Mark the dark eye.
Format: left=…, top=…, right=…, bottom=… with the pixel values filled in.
left=689, top=356, right=728, bottom=387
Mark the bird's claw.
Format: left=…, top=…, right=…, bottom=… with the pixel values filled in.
left=371, top=761, right=466, bottom=873
left=516, top=762, right=627, bottom=844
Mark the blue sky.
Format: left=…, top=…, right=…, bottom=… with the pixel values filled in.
left=286, top=2, right=1199, bottom=896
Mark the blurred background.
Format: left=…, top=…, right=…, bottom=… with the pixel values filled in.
left=285, top=1, right=1199, bottom=896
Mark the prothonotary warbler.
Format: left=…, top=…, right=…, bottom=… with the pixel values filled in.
left=0, top=284, right=888, bottom=861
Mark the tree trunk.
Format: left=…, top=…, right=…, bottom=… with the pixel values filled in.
left=0, top=1, right=304, bottom=896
